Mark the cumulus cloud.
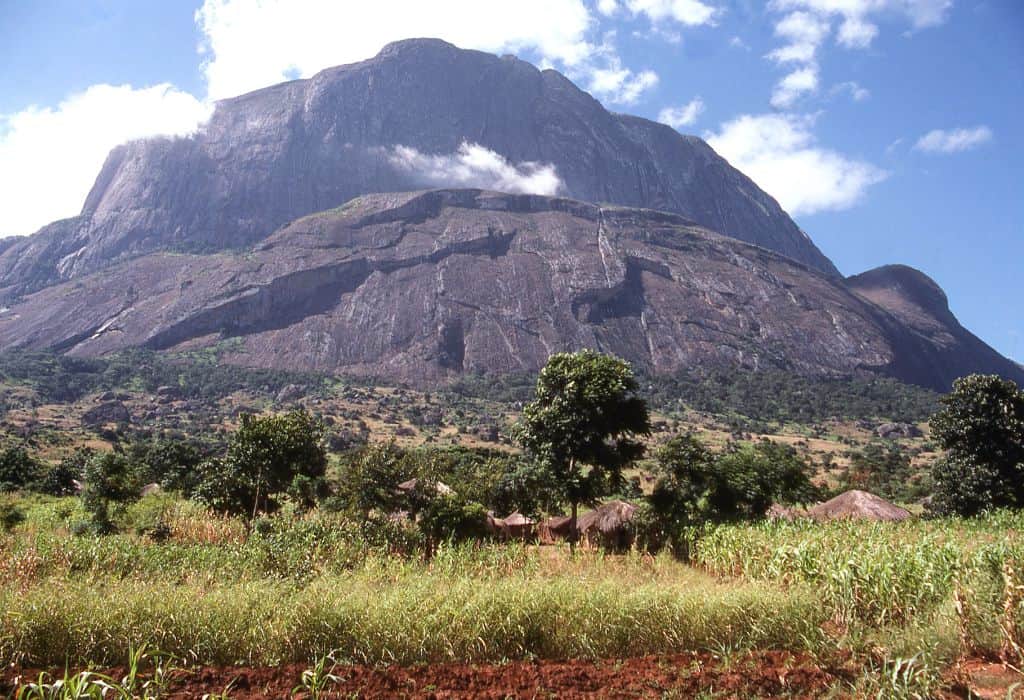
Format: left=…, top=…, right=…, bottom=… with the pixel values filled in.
left=771, top=67, right=819, bottom=109
left=707, top=113, right=887, bottom=216
left=0, top=84, right=210, bottom=237
left=768, top=11, right=830, bottom=64
left=195, top=0, right=671, bottom=106
left=387, top=142, right=565, bottom=196
left=658, top=97, right=705, bottom=129
left=588, top=58, right=660, bottom=104
left=914, top=126, right=993, bottom=153
left=763, top=0, right=952, bottom=111
left=622, top=0, right=719, bottom=26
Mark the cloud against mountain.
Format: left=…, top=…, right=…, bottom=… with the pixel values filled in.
left=0, top=84, right=209, bottom=237
left=658, top=98, right=705, bottom=129
left=387, top=143, right=565, bottom=196
left=708, top=113, right=887, bottom=216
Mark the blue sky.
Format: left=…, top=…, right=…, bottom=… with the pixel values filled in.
left=1, top=0, right=1021, bottom=363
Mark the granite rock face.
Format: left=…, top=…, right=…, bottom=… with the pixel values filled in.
left=0, top=189, right=1018, bottom=391
left=0, top=38, right=837, bottom=300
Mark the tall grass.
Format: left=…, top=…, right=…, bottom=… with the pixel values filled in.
left=0, top=553, right=825, bottom=667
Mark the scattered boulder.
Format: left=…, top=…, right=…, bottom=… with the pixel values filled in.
left=275, top=384, right=306, bottom=404
left=81, top=401, right=131, bottom=426
left=140, top=482, right=163, bottom=498
left=156, top=385, right=180, bottom=398
left=875, top=422, right=923, bottom=439
left=97, top=390, right=116, bottom=401
left=807, top=490, right=911, bottom=522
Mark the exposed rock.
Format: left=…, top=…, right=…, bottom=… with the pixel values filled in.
left=155, top=385, right=180, bottom=398
left=0, top=189, right=1018, bottom=391
left=81, top=401, right=131, bottom=426
left=0, top=39, right=837, bottom=300
left=875, top=422, right=923, bottom=439
left=275, top=384, right=306, bottom=404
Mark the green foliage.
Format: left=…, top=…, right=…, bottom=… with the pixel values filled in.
left=35, top=452, right=87, bottom=497
left=838, top=441, right=929, bottom=503
left=516, top=351, right=650, bottom=539
left=647, top=435, right=817, bottom=550
left=81, top=452, right=143, bottom=532
left=0, top=497, right=25, bottom=531
left=193, top=410, right=327, bottom=517
left=418, top=494, right=489, bottom=543
left=929, top=374, right=1024, bottom=516
left=333, top=442, right=416, bottom=518
left=128, top=439, right=206, bottom=495
left=0, top=446, right=41, bottom=492
left=644, top=368, right=939, bottom=424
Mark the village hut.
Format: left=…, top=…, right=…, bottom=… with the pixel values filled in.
left=486, top=512, right=509, bottom=539
left=576, top=500, right=637, bottom=551
left=807, top=489, right=911, bottom=522
left=502, top=512, right=536, bottom=541
left=395, top=478, right=453, bottom=496
left=538, top=515, right=573, bottom=544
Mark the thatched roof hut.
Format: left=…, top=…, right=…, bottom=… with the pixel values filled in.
left=807, top=489, right=911, bottom=522
left=502, top=512, right=536, bottom=540
left=395, top=478, right=453, bottom=496
left=538, top=515, right=573, bottom=544
left=577, top=500, right=637, bottom=551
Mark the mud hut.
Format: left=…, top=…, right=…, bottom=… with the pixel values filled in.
left=577, top=500, right=637, bottom=551
left=538, top=515, right=573, bottom=544
left=486, top=513, right=509, bottom=539
left=807, top=489, right=911, bottom=522
left=502, top=512, right=536, bottom=541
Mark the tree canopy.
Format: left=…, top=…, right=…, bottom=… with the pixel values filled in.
left=515, top=350, right=650, bottom=545
left=930, top=374, right=1024, bottom=516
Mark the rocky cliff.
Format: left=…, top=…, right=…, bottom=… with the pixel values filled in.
left=0, top=38, right=837, bottom=301
left=0, top=189, right=1017, bottom=391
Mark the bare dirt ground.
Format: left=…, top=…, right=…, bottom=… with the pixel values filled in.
left=4, top=651, right=841, bottom=699
left=7, top=653, right=1022, bottom=697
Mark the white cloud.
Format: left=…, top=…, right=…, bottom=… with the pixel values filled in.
left=768, top=11, right=830, bottom=64
left=830, top=80, right=870, bottom=101
left=622, top=0, right=719, bottom=26
left=658, top=97, right=705, bottom=129
left=771, top=66, right=819, bottom=109
left=588, top=57, right=660, bottom=104
left=763, top=0, right=952, bottom=111
left=195, top=0, right=668, bottom=106
left=195, top=0, right=599, bottom=101
left=914, top=126, right=993, bottom=153
left=707, top=113, right=888, bottom=215
left=0, top=84, right=210, bottom=237
left=387, top=142, right=565, bottom=196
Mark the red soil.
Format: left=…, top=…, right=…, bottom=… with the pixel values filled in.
left=4, top=650, right=840, bottom=699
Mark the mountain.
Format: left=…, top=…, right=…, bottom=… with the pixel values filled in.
left=0, top=188, right=1019, bottom=391
left=0, top=38, right=838, bottom=302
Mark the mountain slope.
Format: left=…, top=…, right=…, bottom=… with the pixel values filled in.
left=0, top=38, right=837, bottom=301
left=0, top=189, right=1017, bottom=391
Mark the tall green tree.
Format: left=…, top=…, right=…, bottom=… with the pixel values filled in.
left=929, top=374, right=1024, bottom=516
left=193, top=409, right=327, bottom=517
left=515, top=351, right=650, bottom=548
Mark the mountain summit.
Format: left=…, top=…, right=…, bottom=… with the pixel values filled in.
left=0, top=39, right=1018, bottom=391
left=0, top=38, right=836, bottom=300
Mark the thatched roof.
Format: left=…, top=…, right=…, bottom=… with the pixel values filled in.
left=503, top=512, right=534, bottom=527
left=395, top=478, right=453, bottom=496
left=577, top=500, right=637, bottom=535
left=807, top=489, right=911, bottom=522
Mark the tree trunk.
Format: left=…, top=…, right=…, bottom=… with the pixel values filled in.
left=569, top=500, right=579, bottom=554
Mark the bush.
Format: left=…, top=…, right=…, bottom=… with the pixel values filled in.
left=419, top=495, right=489, bottom=544
left=0, top=447, right=41, bottom=493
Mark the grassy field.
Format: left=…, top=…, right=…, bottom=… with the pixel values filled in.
left=2, top=495, right=1023, bottom=697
